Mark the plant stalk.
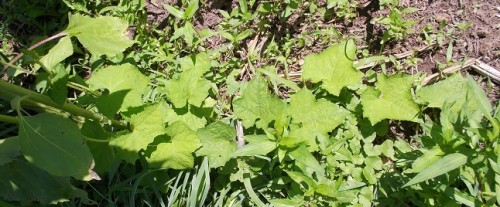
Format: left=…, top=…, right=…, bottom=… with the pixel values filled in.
left=0, top=114, right=19, bottom=124
left=0, top=80, right=128, bottom=129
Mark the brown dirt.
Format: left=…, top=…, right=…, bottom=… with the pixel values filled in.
left=145, top=0, right=499, bottom=101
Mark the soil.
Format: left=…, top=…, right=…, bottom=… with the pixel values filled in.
left=140, top=0, right=497, bottom=102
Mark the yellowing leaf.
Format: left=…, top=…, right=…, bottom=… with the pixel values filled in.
left=233, top=76, right=286, bottom=129
left=110, top=103, right=170, bottom=163
left=87, top=63, right=149, bottom=118
left=403, top=153, right=467, bottom=187
left=65, top=14, right=134, bottom=56
left=302, top=40, right=363, bottom=96
left=360, top=74, right=420, bottom=124
left=195, top=122, right=236, bottom=168
left=19, top=113, right=95, bottom=180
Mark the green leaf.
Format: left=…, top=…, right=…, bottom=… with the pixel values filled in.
left=302, top=40, right=363, bottom=96
left=289, top=145, right=324, bottom=177
left=147, top=121, right=201, bottom=169
left=47, top=65, right=69, bottom=105
left=164, top=69, right=211, bottom=108
left=87, top=63, right=149, bottom=118
left=403, top=153, right=467, bottom=187
left=465, top=75, right=493, bottom=121
left=39, top=36, right=73, bottom=71
left=0, top=159, right=94, bottom=205
left=19, top=113, right=95, bottom=180
left=65, top=14, right=134, bottom=56
left=233, top=76, right=286, bottom=128
left=360, top=74, right=420, bottom=124
left=195, top=122, right=237, bottom=168
left=407, top=147, right=444, bottom=173
left=288, top=89, right=347, bottom=143
left=81, top=120, right=115, bottom=173
left=416, top=74, right=465, bottom=108
left=110, top=103, right=170, bottom=163
left=184, top=0, right=199, bottom=19
left=0, top=136, right=20, bottom=166
left=163, top=4, right=185, bottom=19
left=231, top=139, right=276, bottom=157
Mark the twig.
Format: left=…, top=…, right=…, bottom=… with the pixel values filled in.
left=236, top=120, right=245, bottom=149
left=472, top=60, right=500, bottom=84
left=1, top=31, right=67, bottom=79
left=423, top=59, right=476, bottom=85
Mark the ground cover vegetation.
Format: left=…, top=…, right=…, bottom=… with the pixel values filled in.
left=0, top=0, right=499, bottom=206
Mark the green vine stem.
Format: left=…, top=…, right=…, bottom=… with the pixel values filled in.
left=0, top=114, right=19, bottom=124
left=0, top=79, right=128, bottom=129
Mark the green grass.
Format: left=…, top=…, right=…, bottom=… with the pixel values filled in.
left=0, top=0, right=498, bottom=206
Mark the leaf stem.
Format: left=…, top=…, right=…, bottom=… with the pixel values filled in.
left=1, top=31, right=67, bottom=78
left=0, top=80, right=128, bottom=129
left=0, top=114, right=19, bottom=124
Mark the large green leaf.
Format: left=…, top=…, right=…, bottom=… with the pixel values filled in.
left=87, top=63, right=149, bottom=118
left=39, top=36, right=73, bottom=71
left=110, top=103, right=170, bottom=163
left=0, top=159, right=94, bottom=205
left=233, top=76, right=286, bottom=129
left=288, top=89, right=347, bottom=147
left=164, top=69, right=211, bottom=108
left=0, top=136, right=20, bottom=166
left=195, top=122, right=237, bottom=168
left=18, top=113, right=95, bottom=180
left=163, top=53, right=211, bottom=108
left=81, top=120, right=116, bottom=173
left=360, top=74, right=420, bottom=124
left=302, top=40, right=363, bottom=96
left=403, top=153, right=467, bottom=187
left=416, top=74, right=465, bottom=108
left=65, top=14, right=134, bottom=56
left=147, top=121, right=201, bottom=169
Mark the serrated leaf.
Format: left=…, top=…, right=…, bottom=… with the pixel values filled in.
left=360, top=74, right=420, bottom=124
left=65, top=14, right=134, bottom=56
left=147, top=122, right=201, bottom=169
left=0, top=159, right=94, bottom=205
left=0, top=137, right=20, bottom=166
left=403, top=153, right=467, bottom=187
left=164, top=69, right=211, bottom=108
left=195, top=122, right=237, bottom=168
left=302, top=40, right=363, bottom=96
left=288, top=89, right=347, bottom=145
left=233, top=76, right=286, bottom=129
left=231, top=140, right=276, bottom=157
left=19, top=113, right=94, bottom=180
left=87, top=63, right=149, bottom=118
left=110, top=103, right=170, bottom=163
left=39, top=36, right=73, bottom=71
left=416, top=74, right=465, bottom=108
